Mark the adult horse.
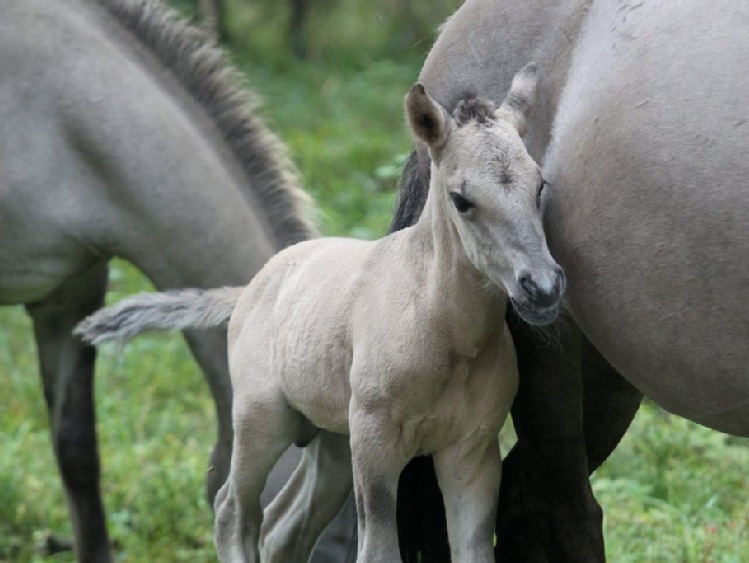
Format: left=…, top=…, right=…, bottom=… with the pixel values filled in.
left=390, top=0, right=749, bottom=561
left=0, top=1, right=355, bottom=561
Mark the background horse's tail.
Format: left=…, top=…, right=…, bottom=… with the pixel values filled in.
left=74, top=286, right=245, bottom=345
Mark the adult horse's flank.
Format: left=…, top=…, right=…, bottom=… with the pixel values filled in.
left=391, top=0, right=749, bottom=561
left=0, top=0, right=318, bottom=560
left=76, top=66, right=564, bottom=562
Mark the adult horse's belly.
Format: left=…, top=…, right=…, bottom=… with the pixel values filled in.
left=544, top=0, right=749, bottom=435
left=0, top=188, right=98, bottom=306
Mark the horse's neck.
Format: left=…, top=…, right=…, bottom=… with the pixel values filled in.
left=89, top=0, right=313, bottom=246
left=406, top=174, right=504, bottom=338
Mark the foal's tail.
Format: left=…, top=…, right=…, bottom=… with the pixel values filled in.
left=74, top=286, right=245, bottom=345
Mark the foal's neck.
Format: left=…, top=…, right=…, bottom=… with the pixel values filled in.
left=406, top=169, right=507, bottom=337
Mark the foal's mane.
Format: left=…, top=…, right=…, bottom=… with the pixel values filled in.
left=453, top=97, right=497, bottom=126
left=100, top=0, right=317, bottom=247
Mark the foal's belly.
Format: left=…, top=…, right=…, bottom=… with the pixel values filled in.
left=275, top=322, right=353, bottom=434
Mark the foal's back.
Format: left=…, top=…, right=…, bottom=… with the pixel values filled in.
left=229, top=237, right=374, bottom=434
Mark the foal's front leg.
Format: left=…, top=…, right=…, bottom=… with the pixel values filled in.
left=349, top=405, right=410, bottom=563
left=433, top=437, right=501, bottom=563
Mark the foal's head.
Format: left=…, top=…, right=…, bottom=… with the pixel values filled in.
left=405, top=63, right=565, bottom=325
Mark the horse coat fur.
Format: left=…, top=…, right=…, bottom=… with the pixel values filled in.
left=77, top=67, right=566, bottom=562
left=389, top=0, right=749, bottom=561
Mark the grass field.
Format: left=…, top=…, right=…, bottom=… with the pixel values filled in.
left=1, top=1, right=748, bottom=561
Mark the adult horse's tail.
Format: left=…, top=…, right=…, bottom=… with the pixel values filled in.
left=390, top=148, right=452, bottom=563
left=74, top=287, right=244, bottom=345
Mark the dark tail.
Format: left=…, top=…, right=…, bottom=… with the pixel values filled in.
left=390, top=147, right=451, bottom=563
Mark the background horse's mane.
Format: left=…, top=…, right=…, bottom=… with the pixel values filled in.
left=101, top=0, right=318, bottom=247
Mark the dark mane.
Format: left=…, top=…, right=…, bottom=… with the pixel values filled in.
left=453, top=96, right=498, bottom=126
left=100, top=0, right=317, bottom=247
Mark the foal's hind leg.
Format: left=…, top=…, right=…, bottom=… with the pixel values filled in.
left=214, top=387, right=302, bottom=563
left=260, top=430, right=354, bottom=562
left=25, top=263, right=112, bottom=563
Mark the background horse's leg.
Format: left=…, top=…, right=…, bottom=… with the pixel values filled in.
left=495, top=313, right=603, bottom=563
left=181, top=329, right=234, bottom=504
left=25, top=262, right=112, bottom=563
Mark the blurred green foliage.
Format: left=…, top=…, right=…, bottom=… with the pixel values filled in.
left=1, top=1, right=748, bottom=561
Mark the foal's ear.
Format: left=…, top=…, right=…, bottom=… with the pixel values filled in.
left=495, top=62, right=538, bottom=136
left=405, top=83, right=451, bottom=150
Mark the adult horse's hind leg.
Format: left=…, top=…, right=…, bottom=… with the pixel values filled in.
left=181, top=329, right=234, bottom=504
left=260, top=430, right=355, bottom=562
left=25, top=262, right=112, bottom=563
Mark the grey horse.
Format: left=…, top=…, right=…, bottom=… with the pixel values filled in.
left=390, top=0, right=749, bottom=561
left=0, top=0, right=353, bottom=561
left=75, top=67, right=561, bottom=562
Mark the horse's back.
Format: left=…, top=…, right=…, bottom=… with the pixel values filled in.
left=229, top=238, right=372, bottom=434
left=545, top=0, right=749, bottom=433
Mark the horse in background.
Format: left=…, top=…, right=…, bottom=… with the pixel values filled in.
left=0, top=0, right=354, bottom=560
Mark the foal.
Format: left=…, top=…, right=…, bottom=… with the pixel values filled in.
left=77, top=63, right=565, bottom=562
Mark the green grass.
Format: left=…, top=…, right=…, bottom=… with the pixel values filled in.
left=2, top=1, right=748, bottom=561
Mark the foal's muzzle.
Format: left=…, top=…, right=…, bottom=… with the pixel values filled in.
left=511, top=267, right=566, bottom=325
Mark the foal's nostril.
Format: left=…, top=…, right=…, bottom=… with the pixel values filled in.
left=518, top=268, right=565, bottom=306
left=554, top=267, right=567, bottom=297
left=519, top=272, right=539, bottom=300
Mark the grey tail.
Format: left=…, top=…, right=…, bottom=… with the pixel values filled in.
left=74, top=286, right=245, bottom=345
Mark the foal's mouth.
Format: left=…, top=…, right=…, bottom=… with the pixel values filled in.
left=510, top=298, right=561, bottom=326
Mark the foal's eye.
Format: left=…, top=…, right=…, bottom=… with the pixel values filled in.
left=450, top=192, right=475, bottom=214
left=536, top=180, right=548, bottom=208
